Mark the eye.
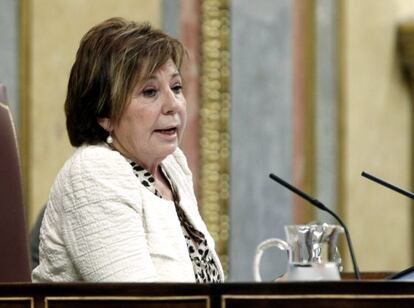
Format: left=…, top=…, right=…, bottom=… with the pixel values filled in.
left=142, top=88, right=157, bottom=97
left=171, top=84, right=183, bottom=94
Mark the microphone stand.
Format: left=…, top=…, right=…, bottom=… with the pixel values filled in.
left=269, top=173, right=361, bottom=280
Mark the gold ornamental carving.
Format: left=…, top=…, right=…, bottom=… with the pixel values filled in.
left=200, top=0, right=230, bottom=275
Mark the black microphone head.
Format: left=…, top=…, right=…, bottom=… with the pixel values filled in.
left=269, top=173, right=327, bottom=211
left=361, top=171, right=414, bottom=201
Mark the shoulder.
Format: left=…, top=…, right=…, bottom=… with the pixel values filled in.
left=71, top=143, right=125, bottom=166
left=54, top=144, right=137, bottom=202
left=64, top=143, right=131, bottom=178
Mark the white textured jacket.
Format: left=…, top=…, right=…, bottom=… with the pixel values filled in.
left=32, top=144, right=224, bottom=282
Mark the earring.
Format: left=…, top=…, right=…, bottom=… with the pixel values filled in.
left=106, top=133, right=113, bottom=144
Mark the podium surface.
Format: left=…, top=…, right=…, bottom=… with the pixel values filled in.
left=0, top=280, right=413, bottom=308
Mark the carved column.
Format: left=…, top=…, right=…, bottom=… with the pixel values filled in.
left=200, top=0, right=230, bottom=274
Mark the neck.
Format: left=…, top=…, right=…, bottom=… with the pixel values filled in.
left=107, top=141, right=163, bottom=178
left=131, top=156, right=162, bottom=178
left=148, top=161, right=163, bottom=178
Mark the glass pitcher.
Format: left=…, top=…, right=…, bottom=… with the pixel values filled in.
left=253, top=223, right=344, bottom=281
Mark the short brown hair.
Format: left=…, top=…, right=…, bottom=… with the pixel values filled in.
left=65, top=17, right=185, bottom=146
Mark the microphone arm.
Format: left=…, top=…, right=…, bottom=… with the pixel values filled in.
left=361, top=171, right=414, bottom=200
left=269, top=173, right=361, bottom=280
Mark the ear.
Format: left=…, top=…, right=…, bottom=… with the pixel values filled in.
left=97, top=117, right=113, bottom=132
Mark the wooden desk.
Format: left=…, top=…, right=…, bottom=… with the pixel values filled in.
left=0, top=280, right=413, bottom=308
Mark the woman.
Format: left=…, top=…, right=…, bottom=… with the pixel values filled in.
left=32, top=17, right=224, bottom=283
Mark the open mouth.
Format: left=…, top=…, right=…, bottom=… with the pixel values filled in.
left=154, top=127, right=178, bottom=135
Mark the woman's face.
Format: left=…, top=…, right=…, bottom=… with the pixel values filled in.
left=105, top=59, right=187, bottom=169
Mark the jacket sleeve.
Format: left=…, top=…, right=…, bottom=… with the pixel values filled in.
left=61, top=148, right=157, bottom=282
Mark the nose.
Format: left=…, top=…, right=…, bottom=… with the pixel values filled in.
left=162, top=87, right=180, bottom=114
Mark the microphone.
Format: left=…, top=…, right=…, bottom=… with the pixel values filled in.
left=361, top=171, right=414, bottom=200
left=269, top=173, right=361, bottom=280
left=361, top=171, right=414, bottom=281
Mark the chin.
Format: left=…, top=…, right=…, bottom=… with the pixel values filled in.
left=160, top=144, right=178, bottom=158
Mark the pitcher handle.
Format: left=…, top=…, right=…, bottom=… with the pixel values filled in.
left=253, top=238, right=290, bottom=282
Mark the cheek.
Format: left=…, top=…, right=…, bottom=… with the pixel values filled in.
left=133, top=108, right=155, bottom=127
left=181, top=106, right=187, bottom=118
left=180, top=99, right=187, bottom=117
left=180, top=110, right=188, bottom=133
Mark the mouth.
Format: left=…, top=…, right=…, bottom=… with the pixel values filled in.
left=154, top=126, right=178, bottom=136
